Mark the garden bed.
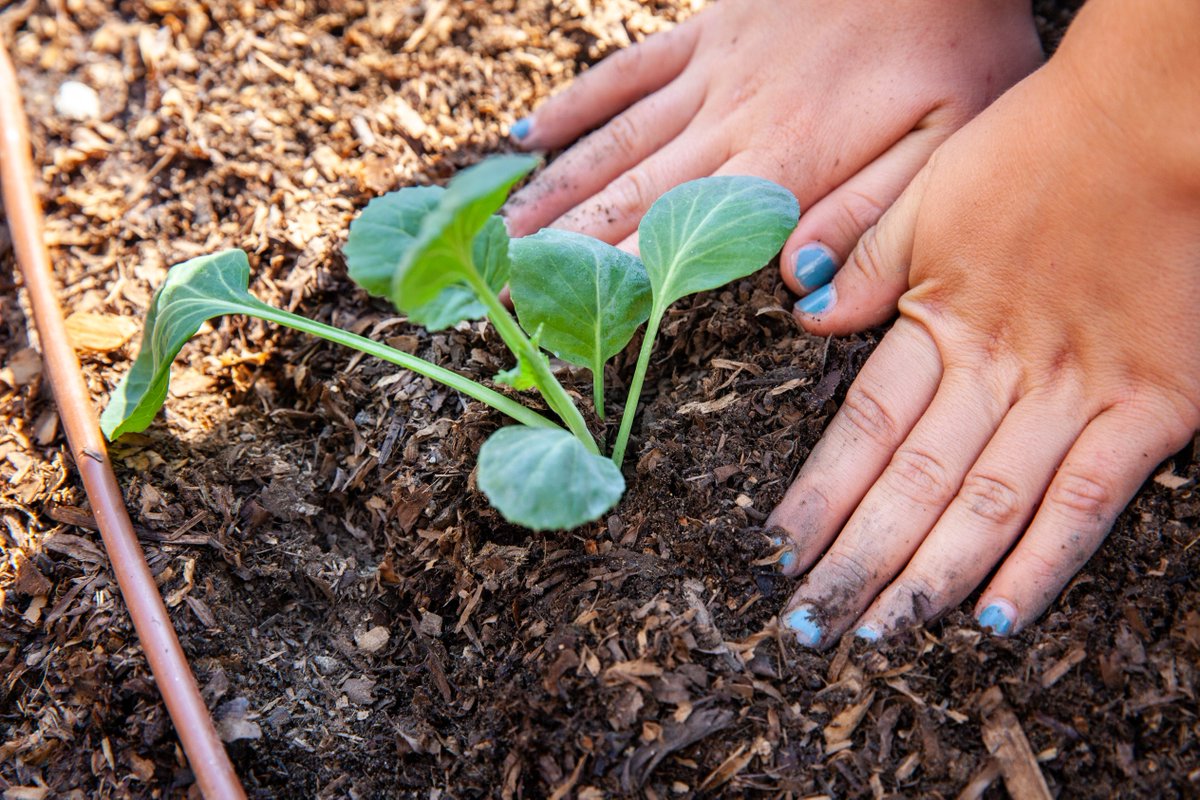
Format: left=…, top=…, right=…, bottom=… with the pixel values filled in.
left=2, top=1, right=1198, bottom=797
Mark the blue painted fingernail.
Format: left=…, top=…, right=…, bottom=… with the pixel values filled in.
left=855, top=625, right=880, bottom=642
left=794, top=283, right=836, bottom=316
left=783, top=606, right=821, bottom=647
left=793, top=244, right=836, bottom=290
left=511, top=117, right=532, bottom=140
left=978, top=602, right=1014, bottom=636
left=779, top=550, right=795, bottom=570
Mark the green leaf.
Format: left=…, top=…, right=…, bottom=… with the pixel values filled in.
left=408, top=216, right=511, bottom=330
left=390, top=153, right=538, bottom=312
left=509, top=228, right=651, bottom=381
left=612, top=176, right=799, bottom=465
left=495, top=325, right=550, bottom=390
left=344, top=185, right=443, bottom=298
left=101, top=249, right=560, bottom=441
left=345, top=187, right=513, bottom=331
left=477, top=426, right=625, bottom=530
left=101, top=250, right=265, bottom=440
left=638, top=175, right=798, bottom=306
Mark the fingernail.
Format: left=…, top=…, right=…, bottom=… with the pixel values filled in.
left=511, top=117, right=532, bottom=141
left=793, top=244, right=836, bottom=290
left=855, top=625, right=880, bottom=642
left=794, top=283, right=836, bottom=316
left=783, top=606, right=821, bottom=647
left=977, top=601, right=1015, bottom=636
left=779, top=550, right=795, bottom=570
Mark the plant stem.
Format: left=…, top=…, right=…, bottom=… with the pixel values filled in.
left=462, top=271, right=600, bottom=454
left=611, top=304, right=663, bottom=466
left=246, top=301, right=561, bottom=432
left=593, top=366, right=605, bottom=420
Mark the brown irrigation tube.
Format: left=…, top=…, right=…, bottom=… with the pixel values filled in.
left=0, top=44, right=246, bottom=800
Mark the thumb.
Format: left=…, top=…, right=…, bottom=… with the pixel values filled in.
left=792, top=165, right=928, bottom=337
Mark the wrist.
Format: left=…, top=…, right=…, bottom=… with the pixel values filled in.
left=1051, top=0, right=1200, bottom=194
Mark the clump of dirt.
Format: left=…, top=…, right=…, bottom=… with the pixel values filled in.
left=5, top=1, right=1198, bottom=799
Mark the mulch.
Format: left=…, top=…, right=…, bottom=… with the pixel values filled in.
left=3, top=1, right=1198, bottom=798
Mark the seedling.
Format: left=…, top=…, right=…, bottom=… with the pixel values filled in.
left=102, top=154, right=798, bottom=530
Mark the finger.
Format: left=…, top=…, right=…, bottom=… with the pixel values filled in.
left=781, top=365, right=1012, bottom=648
left=766, top=318, right=941, bottom=574
left=974, top=402, right=1194, bottom=636
left=545, top=131, right=726, bottom=245
left=853, top=387, right=1085, bottom=641
left=792, top=165, right=930, bottom=338
left=504, top=79, right=706, bottom=237
left=510, top=21, right=701, bottom=150
left=778, top=126, right=947, bottom=297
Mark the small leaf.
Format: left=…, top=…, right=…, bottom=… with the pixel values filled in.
left=344, top=185, right=443, bottom=298
left=345, top=187, right=513, bottom=331
left=391, top=154, right=538, bottom=312
left=408, top=216, right=511, bottom=330
left=638, top=176, right=798, bottom=307
left=101, top=249, right=269, bottom=440
left=509, top=228, right=651, bottom=378
left=495, top=326, right=550, bottom=391
left=477, top=426, right=625, bottom=530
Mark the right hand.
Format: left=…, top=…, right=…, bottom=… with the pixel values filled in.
left=504, top=0, right=1043, bottom=293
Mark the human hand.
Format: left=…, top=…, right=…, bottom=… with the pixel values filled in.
left=769, top=0, right=1200, bottom=647
left=504, top=0, right=1042, bottom=275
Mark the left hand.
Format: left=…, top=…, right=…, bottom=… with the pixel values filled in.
left=768, top=0, right=1200, bottom=647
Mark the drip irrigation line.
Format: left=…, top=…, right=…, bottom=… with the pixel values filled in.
left=0, top=42, right=246, bottom=800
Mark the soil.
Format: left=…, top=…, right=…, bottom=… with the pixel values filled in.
left=3, top=1, right=1198, bottom=798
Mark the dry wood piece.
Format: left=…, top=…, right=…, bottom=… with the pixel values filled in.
left=978, top=686, right=1053, bottom=800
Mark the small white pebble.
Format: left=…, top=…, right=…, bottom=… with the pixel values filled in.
left=354, top=625, right=390, bottom=653
left=54, top=81, right=101, bottom=121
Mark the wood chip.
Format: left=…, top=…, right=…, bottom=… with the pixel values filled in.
left=1154, top=469, right=1193, bottom=490
left=64, top=311, right=139, bottom=352
left=824, top=690, right=875, bottom=751
left=979, top=687, right=1052, bottom=800
left=1040, top=646, right=1086, bottom=688
left=677, top=393, right=738, bottom=415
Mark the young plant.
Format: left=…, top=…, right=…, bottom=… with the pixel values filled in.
left=102, top=154, right=798, bottom=531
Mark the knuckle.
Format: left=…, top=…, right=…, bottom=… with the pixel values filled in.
left=608, top=43, right=646, bottom=77
left=891, top=573, right=947, bottom=619
left=820, top=546, right=876, bottom=590
left=839, top=189, right=887, bottom=240
left=958, top=473, right=1024, bottom=526
left=849, top=225, right=890, bottom=284
left=606, top=167, right=653, bottom=218
left=1015, top=543, right=1064, bottom=585
left=603, top=113, right=641, bottom=158
left=837, top=385, right=899, bottom=447
left=1047, top=471, right=1112, bottom=522
left=884, top=447, right=954, bottom=508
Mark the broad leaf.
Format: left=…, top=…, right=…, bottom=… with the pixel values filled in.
left=101, top=249, right=273, bottom=440
left=611, top=176, right=799, bottom=465
left=409, top=216, right=512, bottom=330
left=345, top=189, right=512, bottom=331
left=509, top=229, right=651, bottom=378
left=638, top=176, right=798, bottom=307
left=477, top=426, right=625, bottom=530
left=344, top=185, right=443, bottom=297
left=390, top=153, right=538, bottom=312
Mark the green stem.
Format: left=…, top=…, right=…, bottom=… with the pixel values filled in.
left=246, top=301, right=561, bottom=432
left=611, top=304, right=663, bottom=466
left=462, top=272, right=600, bottom=454
left=592, top=366, right=605, bottom=420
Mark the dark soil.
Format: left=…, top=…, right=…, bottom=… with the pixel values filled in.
left=5, top=1, right=1198, bottom=798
